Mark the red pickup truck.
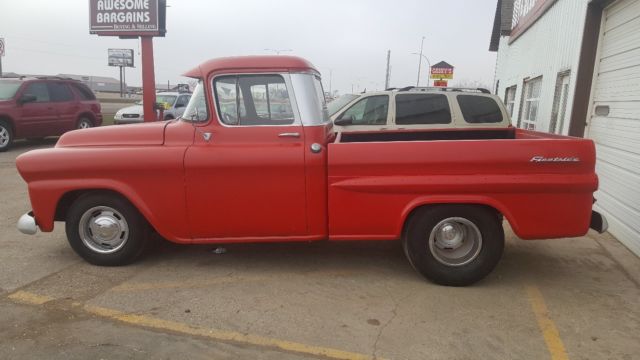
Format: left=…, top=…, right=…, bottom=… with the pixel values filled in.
left=16, top=56, right=607, bottom=286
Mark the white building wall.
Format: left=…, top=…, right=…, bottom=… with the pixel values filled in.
left=494, top=0, right=589, bottom=134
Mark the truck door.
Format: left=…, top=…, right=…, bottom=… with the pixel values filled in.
left=184, top=74, right=307, bottom=239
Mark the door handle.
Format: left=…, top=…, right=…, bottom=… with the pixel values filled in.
left=278, top=132, right=300, bottom=138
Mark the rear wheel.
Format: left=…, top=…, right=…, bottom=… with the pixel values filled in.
left=77, top=117, right=93, bottom=129
left=0, top=120, right=13, bottom=152
left=65, top=193, right=149, bottom=266
left=403, top=205, right=504, bottom=286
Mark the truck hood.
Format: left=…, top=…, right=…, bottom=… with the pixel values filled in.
left=56, top=121, right=168, bottom=147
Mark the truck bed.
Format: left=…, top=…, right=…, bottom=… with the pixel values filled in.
left=327, top=128, right=597, bottom=241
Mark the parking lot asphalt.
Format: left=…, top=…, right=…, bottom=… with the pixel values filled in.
left=1, top=139, right=639, bottom=360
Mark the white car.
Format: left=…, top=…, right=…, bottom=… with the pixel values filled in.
left=114, top=92, right=192, bottom=124
left=331, top=87, right=511, bottom=132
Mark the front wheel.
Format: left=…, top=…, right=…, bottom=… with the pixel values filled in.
left=403, top=205, right=504, bottom=286
left=65, top=193, right=149, bottom=266
left=0, top=120, right=14, bottom=152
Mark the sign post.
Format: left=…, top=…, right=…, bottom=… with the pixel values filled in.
left=0, top=38, right=5, bottom=78
left=89, top=0, right=166, bottom=122
left=430, top=61, right=454, bottom=88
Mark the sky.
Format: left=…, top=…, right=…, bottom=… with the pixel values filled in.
left=0, top=0, right=498, bottom=94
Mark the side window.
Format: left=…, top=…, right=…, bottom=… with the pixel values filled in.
left=70, top=83, right=96, bottom=100
left=339, top=95, right=389, bottom=125
left=395, top=94, right=451, bottom=125
left=24, top=83, right=50, bottom=102
left=48, top=83, right=74, bottom=102
left=176, top=95, right=190, bottom=108
left=214, top=74, right=295, bottom=126
left=457, top=95, right=503, bottom=123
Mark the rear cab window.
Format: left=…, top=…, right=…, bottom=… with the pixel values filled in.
left=395, top=93, right=451, bottom=125
left=457, top=95, right=504, bottom=124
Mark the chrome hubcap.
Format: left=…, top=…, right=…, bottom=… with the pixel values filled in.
left=79, top=206, right=129, bottom=254
left=0, top=127, right=9, bottom=147
left=428, top=217, right=482, bottom=266
left=79, top=121, right=91, bottom=129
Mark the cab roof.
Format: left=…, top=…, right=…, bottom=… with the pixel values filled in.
left=183, top=56, right=318, bottom=78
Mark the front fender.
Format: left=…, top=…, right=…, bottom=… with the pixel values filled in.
left=26, top=179, right=191, bottom=243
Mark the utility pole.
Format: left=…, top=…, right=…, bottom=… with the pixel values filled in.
left=329, top=69, right=332, bottom=94
left=384, top=50, right=391, bottom=90
left=416, top=36, right=425, bottom=87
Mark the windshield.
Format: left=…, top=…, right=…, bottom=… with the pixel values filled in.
left=0, top=81, right=22, bottom=100
left=136, top=95, right=177, bottom=106
left=327, top=94, right=359, bottom=116
left=181, top=80, right=208, bottom=122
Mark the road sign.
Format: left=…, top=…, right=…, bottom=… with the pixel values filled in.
left=430, top=61, right=454, bottom=80
left=434, top=80, right=448, bottom=87
left=0, top=38, right=5, bottom=57
left=108, top=48, right=134, bottom=67
left=89, top=0, right=166, bottom=36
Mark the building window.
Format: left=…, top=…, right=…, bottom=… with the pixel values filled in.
left=504, top=86, right=517, bottom=117
left=549, top=71, right=570, bottom=134
left=520, top=77, right=542, bottom=130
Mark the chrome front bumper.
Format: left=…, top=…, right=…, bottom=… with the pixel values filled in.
left=17, top=211, right=38, bottom=235
left=590, top=210, right=608, bottom=234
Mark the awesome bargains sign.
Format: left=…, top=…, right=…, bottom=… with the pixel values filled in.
left=89, top=0, right=166, bottom=36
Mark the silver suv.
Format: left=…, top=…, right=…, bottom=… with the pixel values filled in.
left=114, top=91, right=192, bottom=124
left=331, top=87, right=511, bottom=132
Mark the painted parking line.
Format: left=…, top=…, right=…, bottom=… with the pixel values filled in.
left=110, top=275, right=269, bottom=292
left=7, top=290, right=54, bottom=305
left=110, top=270, right=357, bottom=293
left=6, top=290, right=380, bottom=360
left=525, top=285, right=569, bottom=360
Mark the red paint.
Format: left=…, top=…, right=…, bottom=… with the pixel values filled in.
left=16, top=56, right=600, bottom=245
left=140, top=36, right=157, bottom=122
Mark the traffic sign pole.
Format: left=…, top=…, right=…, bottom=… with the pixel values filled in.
left=141, top=36, right=157, bottom=122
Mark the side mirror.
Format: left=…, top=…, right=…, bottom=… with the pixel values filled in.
left=334, top=115, right=354, bottom=126
left=19, top=94, right=37, bottom=105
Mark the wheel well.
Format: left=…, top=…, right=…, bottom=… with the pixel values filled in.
left=0, top=115, right=15, bottom=133
left=402, top=203, right=503, bottom=239
left=77, top=112, right=95, bottom=125
left=55, top=189, right=137, bottom=222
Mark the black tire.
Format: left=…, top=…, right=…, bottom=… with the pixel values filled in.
left=77, top=117, right=93, bottom=129
left=65, top=192, right=149, bottom=266
left=403, top=205, right=504, bottom=286
left=0, top=120, right=14, bottom=152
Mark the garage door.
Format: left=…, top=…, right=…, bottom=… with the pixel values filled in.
left=588, top=0, right=640, bottom=256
